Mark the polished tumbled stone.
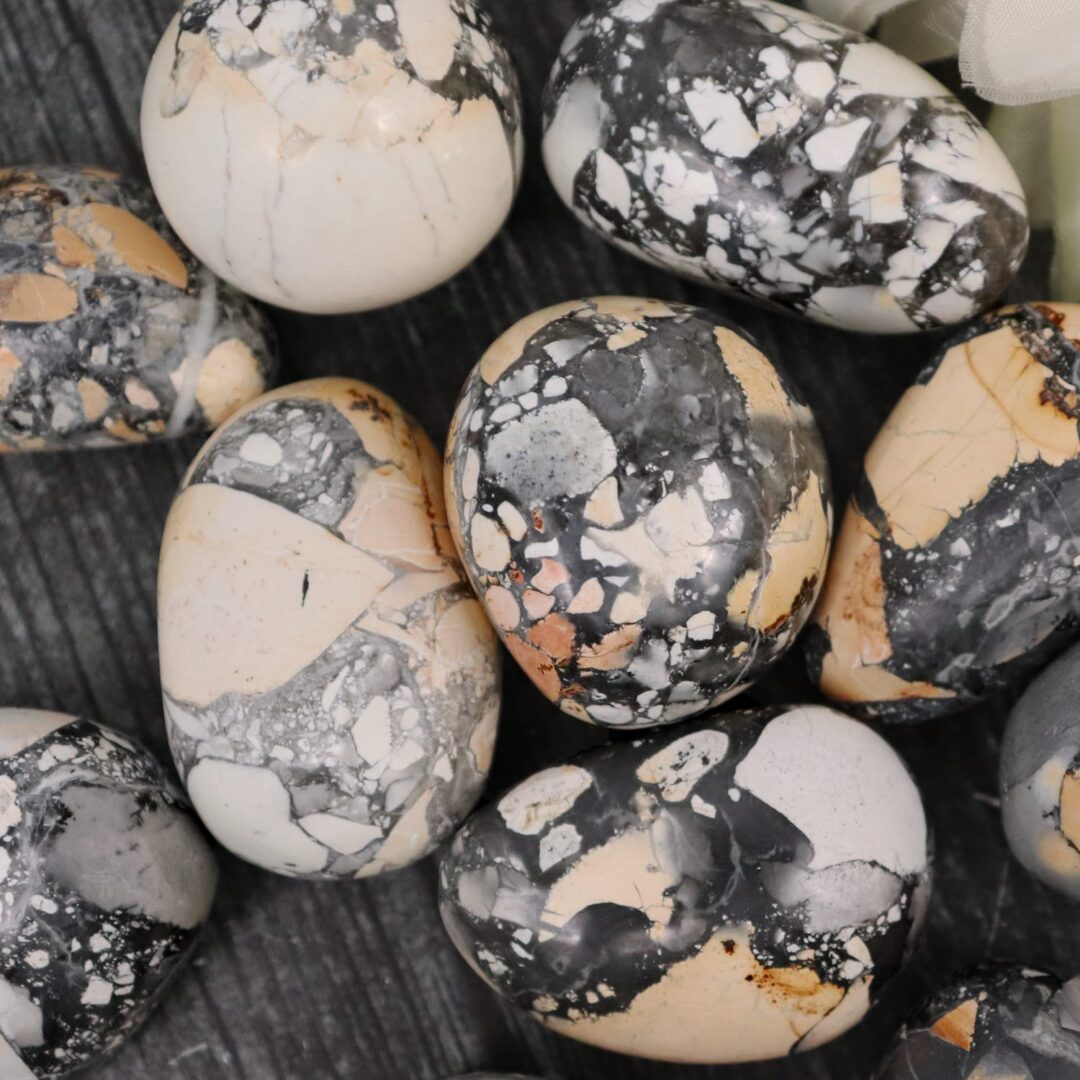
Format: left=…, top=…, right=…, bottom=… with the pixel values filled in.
left=543, top=0, right=1028, bottom=334
left=0, top=166, right=276, bottom=450
left=0, top=711, right=218, bottom=1078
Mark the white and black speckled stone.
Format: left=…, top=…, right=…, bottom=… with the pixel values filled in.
left=142, top=0, right=524, bottom=315
left=0, top=166, right=277, bottom=451
left=1001, top=642, right=1080, bottom=903
left=445, top=298, right=831, bottom=729
left=439, top=704, right=931, bottom=1064
left=808, top=303, right=1080, bottom=722
left=159, top=378, right=502, bottom=880
left=0, top=710, right=218, bottom=1079
left=874, top=964, right=1080, bottom=1078
left=542, top=0, right=1029, bottom=335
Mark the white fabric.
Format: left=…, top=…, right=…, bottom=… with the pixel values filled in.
left=808, top=0, right=1080, bottom=302
left=960, top=1, right=1080, bottom=105
left=809, top=0, right=1080, bottom=104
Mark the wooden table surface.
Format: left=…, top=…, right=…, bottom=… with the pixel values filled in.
left=0, top=1, right=1070, bottom=1077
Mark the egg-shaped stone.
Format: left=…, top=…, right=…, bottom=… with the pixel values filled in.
left=808, top=303, right=1080, bottom=721
left=1000, top=642, right=1080, bottom=901
left=141, top=0, right=524, bottom=315
left=445, top=298, right=831, bottom=729
left=439, top=704, right=931, bottom=1064
left=0, top=710, right=218, bottom=1078
left=874, top=964, right=1080, bottom=1078
left=542, top=0, right=1028, bottom=335
left=159, top=377, right=501, bottom=879
left=0, top=166, right=276, bottom=451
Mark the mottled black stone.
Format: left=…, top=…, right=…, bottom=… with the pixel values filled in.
left=0, top=166, right=277, bottom=450
left=542, top=0, right=1028, bottom=334
left=446, top=299, right=831, bottom=729
left=0, top=715, right=218, bottom=1078
left=808, top=303, right=1080, bottom=722
left=874, top=964, right=1080, bottom=1079
left=439, top=705, right=930, bottom=1064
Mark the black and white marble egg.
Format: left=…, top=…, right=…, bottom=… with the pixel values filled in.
left=542, top=0, right=1028, bottom=335
left=0, top=166, right=277, bottom=451
left=159, top=378, right=502, bottom=880
left=1001, top=642, right=1080, bottom=902
left=439, top=704, right=931, bottom=1064
left=874, top=964, right=1080, bottom=1078
left=445, top=298, right=831, bottom=729
left=0, top=710, right=218, bottom=1079
left=808, top=303, right=1080, bottom=721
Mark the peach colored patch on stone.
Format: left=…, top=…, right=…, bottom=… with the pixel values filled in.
left=0, top=348, right=20, bottom=397
left=930, top=998, right=978, bottom=1051
left=78, top=378, right=110, bottom=422
left=867, top=324, right=1080, bottom=551
left=532, top=558, right=571, bottom=594
left=0, top=274, right=78, bottom=322
left=579, top=625, right=641, bottom=672
left=485, top=586, right=520, bottom=631
left=1060, top=769, right=1080, bottom=849
left=527, top=613, right=576, bottom=661
left=81, top=204, right=188, bottom=289
left=504, top=634, right=561, bottom=700
left=814, top=507, right=956, bottom=705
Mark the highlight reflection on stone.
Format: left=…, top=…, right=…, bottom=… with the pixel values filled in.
left=439, top=705, right=931, bottom=1065
left=542, top=0, right=1028, bottom=334
left=446, top=298, right=831, bottom=729
left=141, top=0, right=524, bottom=314
left=0, top=710, right=218, bottom=1079
left=808, top=303, right=1080, bottom=721
left=0, top=166, right=276, bottom=451
left=874, top=964, right=1080, bottom=1079
left=1001, top=642, right=1080, bottom=902
left=159, top=378, right=501, bottom=880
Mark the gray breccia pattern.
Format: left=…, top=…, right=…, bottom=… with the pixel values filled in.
left=0, top=166, right=277, bottom=450
left=159, top=380, right=501, bottom=881
left=0, top=712, right=218, bottom=1079
left=874, top=964, right=1080, bottom=1078
left=446, top=298, right=831, bottom=729
left=541, top=0, right=1029, bottom=334
left=167, top=0, right=523, bottom=175
left=439, top=705, right=931, bottom=1064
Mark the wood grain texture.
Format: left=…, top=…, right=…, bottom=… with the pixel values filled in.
left=0, top=0, right=1069, bottom=1077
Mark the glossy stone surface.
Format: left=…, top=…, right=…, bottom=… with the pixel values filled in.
left=874, top=964, right=1080, bottom=1078
left=439, top=704, right=930, bottom=1064
left=542, top=0, right=1028, bottom=335
left=159, top=377, right=501, bottom=879
left=445, top=298, right=831, bottom=729
left=808, top=303, right=1080, bottom=721
left=0, top=710, right=218, bottom=1079
left=1001, top=642, right=1080, bottom=902
left=141, top=0, right=524, bottom=315
left=0, top=166, right=276, bottom=451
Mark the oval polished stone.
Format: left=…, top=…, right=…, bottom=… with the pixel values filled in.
left=1001, top=642, right=1080, bottom=902
left=159, top=377, right=501, bottom=880
left=439, top=705, right=931, bottom=1065
left=808, top=302, right=1080, bottom=721
left=0, top=711, right=218, bottom=1079
left=0, top=166, right=276, bottom=451
left=141, top=0, right=524, bottom=314
left=542, top=0, right=1028, bottom=335
left=445, top=297, right=831, bottom=729
left=874, top=965, right=1080, bottom=1078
